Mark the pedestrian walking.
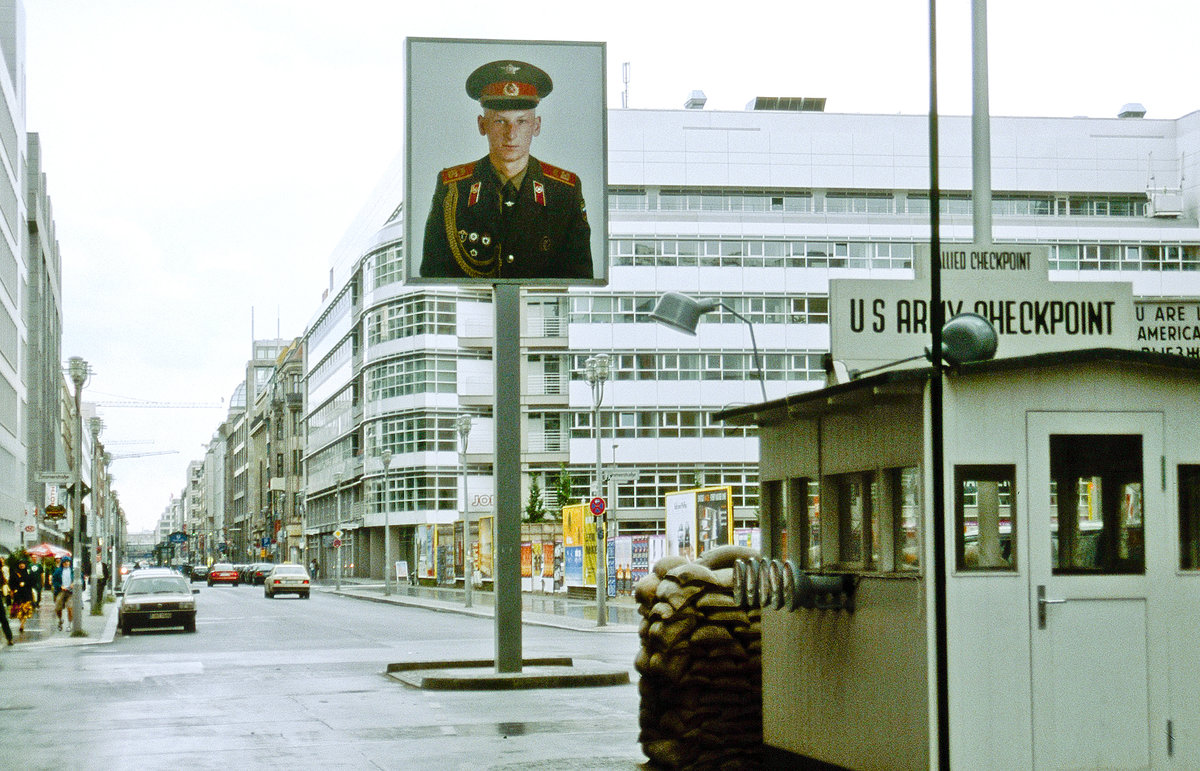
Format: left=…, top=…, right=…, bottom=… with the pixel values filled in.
left=0, top=560, right=13, bottom=645
left=27, top=558, right=42, bottom=607
left=51, top=557, right=74, bottom=631
left=8, top=558, right=35, bottom=634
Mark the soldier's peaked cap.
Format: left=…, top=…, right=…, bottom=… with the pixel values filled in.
left=466, top=60, right=552, bottom=109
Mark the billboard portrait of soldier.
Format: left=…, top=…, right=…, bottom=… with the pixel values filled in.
left=406, top=38, right=607, bottom=285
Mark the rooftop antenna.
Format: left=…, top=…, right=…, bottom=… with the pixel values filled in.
left=622, top=62, right=630, bottom=109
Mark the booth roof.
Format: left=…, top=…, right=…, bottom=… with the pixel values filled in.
left=715, top=347, right=1200, bottom=427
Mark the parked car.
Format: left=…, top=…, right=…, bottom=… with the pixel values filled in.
left=207, top=563, right=239, bottom=586
left=189, top=564, right=210, bottom=582
left=263, top=564, right=312, bottom=599
left=118, top=570, right=198, bottom=635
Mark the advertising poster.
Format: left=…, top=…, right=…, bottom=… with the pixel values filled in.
left=649, top=534, right=667, bottom=568
left=565, top=545, right=583, bottom=585
left=734, top=528, right=762, bottom=550
left=521, top=542, right=533, bottom=591
left=665, top=490, right=696, bottom=559
left=582, top=519, right=598, bottom=587
left=477, top=515, right=495, bottom=580
left=406, top=37, right=608, bottom=286
left=562, top=503, right=586, bottom=547
left=696, top=486, right=733, bottom=556
left=416, top=525, right=436, bottom=581
left=435, top=524, right=457, bottom=585
left=631, top=535, right=650, bottom=582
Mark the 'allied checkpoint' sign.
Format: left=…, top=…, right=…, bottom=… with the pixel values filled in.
left=829, top=244, right=1136, bottom=373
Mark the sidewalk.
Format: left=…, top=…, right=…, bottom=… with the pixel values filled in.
left=316, top=577, right=642, bottom=633
left=2, top=588, right=118, bottom=653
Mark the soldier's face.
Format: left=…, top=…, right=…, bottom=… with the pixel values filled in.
left=478, top=108, right=541, bottom=165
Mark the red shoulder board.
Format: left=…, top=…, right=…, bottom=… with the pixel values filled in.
left=539, top=162, right=577, bottom=187
left=440, top=162, right=476, bottom=184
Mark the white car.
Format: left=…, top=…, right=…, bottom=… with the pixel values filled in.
left=263, top=564, right=311, bottom=599
left=118, top=571, right=198, bottom=634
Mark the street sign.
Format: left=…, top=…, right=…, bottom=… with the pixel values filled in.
left=168, top=531, right=188, bottom=544
left=45, top=504, right=66, bottom=519
left=333, top=538, right=342, bottom=548
left=589, top=497, right=606, bottom=516
left=605, top=470, right=639, bottom=483
left=38, top=472, right=71, bottom=485
left=333, top=529, right=343, bottom=539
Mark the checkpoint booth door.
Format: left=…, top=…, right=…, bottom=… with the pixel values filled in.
left=1026, top=411, right=1168, bottom=770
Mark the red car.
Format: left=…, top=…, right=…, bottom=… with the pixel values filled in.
left=207, top=562, right=239, bottom=586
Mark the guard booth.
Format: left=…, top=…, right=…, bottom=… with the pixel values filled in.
left=717, top=347, right=1200, bottom=770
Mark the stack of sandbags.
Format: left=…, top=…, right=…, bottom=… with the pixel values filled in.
left=634, top=545, right=762, bottom=770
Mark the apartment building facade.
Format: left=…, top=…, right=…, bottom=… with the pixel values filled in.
left=297, top=100, right=1199, bottom=582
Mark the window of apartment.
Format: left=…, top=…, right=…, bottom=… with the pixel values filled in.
left=955, top=465, right=1016, bottom=571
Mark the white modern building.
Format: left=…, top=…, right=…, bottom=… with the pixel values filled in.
left=302, top=97, right=1200, bottom=583
left=0, top=1, right=26, bottom=553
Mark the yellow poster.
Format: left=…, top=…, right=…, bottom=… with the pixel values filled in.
left=562, top=503, right=586, bottom=547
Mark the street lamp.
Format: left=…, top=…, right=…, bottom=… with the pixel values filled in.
left=456, top=414, right=473, bottom=608
left=88, top=416, right=103, bottom=614
left=68, top=356, right=88, bottom=636
left=380, top=450, right=393, bottom=596
left=649, top=292, right=769, bottom=403
left=333, top=471, right=344, bottom=592
left=584, top=353, right=610, bottom=627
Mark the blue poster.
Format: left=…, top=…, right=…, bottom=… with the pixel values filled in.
left=565, top=546, right=583, bottom=586
left=607, top=539, right=616, bottom=598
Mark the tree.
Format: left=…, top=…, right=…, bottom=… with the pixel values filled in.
left=524, top=475, right=548, bottom=522
left=554, top=463, right=575, bottom=509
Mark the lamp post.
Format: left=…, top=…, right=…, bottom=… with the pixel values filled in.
left=585, top=353, right=610, bottom=627
left=88, top=416, right=104, bottom=614
left=333, top=471, right=343, bottom=591
left=68, top=357, right=88, bottom=635
left=649, top=292, right=768, bottom=403
left=456, top=414, right=473, bottom=608
left=381, top=450, right=393, bottom=596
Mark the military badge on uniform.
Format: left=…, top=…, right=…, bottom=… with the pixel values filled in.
left=540, top=236, right=552, bottom=252
left=468, top=182, right=481, bottom=207
left=534, top=181, right=546, bottom=206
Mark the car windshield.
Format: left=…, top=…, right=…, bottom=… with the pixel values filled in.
left=127, top=577, right=190, bottom=595
left=273, top=566, right=306, bottom=575
left=213, top=564, right=233, bottom=571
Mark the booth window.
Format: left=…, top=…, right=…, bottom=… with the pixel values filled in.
left=761, top=479, right=784, bottom=559
left=955, top=465, right=1016, bottom=571
left=893, top=466, right=921, bottom=571
left=832, top=472, right=877, bottom=569
left=1049, top=434, right=1143, bottom=574
left=789, top=477, right=820, bottom=569
left=1179, top=465, right=1200, bottom=569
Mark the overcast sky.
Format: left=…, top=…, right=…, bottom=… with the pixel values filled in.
left=23, top=0, right=1199, bottom=533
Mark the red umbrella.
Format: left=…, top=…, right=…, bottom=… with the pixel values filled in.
left=26, top=542, right=70, bottom=559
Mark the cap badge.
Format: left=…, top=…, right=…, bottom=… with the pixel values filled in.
left=503, top=63, right=520, bottom=75
left=503, top=82, right=520, bottom=97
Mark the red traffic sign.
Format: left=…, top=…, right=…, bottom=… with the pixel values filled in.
left=333, top=538, right=342, bottom=548
left=589, top=497, right=606, bottom=516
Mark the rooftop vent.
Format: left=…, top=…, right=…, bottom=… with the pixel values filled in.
left=684, top=90, right=707, bottom=110
left=1118, top=103, right=1147, bottom=119
left=747, top=96, right=826, bottom=112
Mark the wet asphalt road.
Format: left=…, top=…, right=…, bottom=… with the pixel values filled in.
left=0, top=582, right=647, bottom=770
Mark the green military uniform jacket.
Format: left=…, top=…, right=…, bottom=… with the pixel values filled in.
left=421, top=155, right=593, bottom=279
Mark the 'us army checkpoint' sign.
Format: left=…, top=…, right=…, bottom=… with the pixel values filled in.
left=829, top=244, right=1136, bottom=374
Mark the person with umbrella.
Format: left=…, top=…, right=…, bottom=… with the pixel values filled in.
left=8, top=556, right=34, bottom=634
